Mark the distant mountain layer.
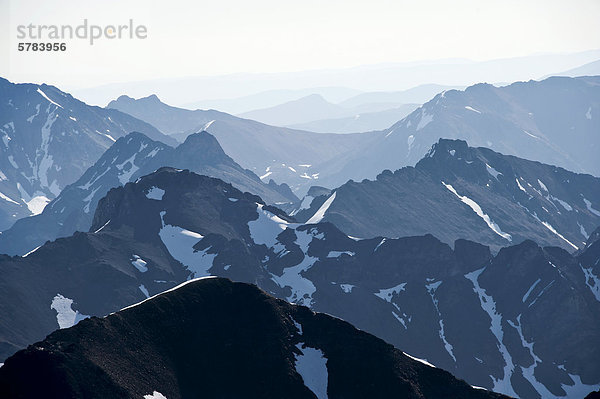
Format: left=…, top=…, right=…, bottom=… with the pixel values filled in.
left=107, top=76, right=599, bottom=196
left=550, top=59, right=600, bottom=78
left=0, top=277, right=506, bottom=399
left=287, top=103, right=420, bottom=133
left=0, top=77, right=175, bottom=231
left=0, top=132, right=296, bottom=256
left=239, top=94, right=349, bottom=126
left=369, top=76, right=600, bottom=179
left=106, top=93, right=385, bottom=194
left=72, top=50, right=600, bottom=107
left=0, top=167, right=598, bottom=398
left=294, top=139, right=600, bottom=252
left=107, top=94, right=237, bottom=136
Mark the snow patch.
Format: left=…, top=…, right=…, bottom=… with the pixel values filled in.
left=561, top=373, right=600, bottom=398
left=27, top=104, right=41, bottom=122
left=144, top=391, right=168, bottom=399
left=375, top=283, right=407, bottom=302
left=116, top=153, right=140, bottom=185
left=327, top=251, right=354, bottom=258
left=586, top=107, right=592, bottom=120
left=581, top=265, right=600, bottom=302
left=202, top=120, right=215, bottom=130
left=416, top=109, right=433, bottom=130
left=294, top=343, right=328, bottom=399
left=537, top=179, right=548, bottom=192
left=485, top=164, right=501, bottom=179
left=291, top=195, right=314, bottom=216
left=132, top=255, right=148, bottom=272
left=158, top=211, right=215, bottom=277
left=579, top=222, right=589, bottom=239
left=50, top=294, right=89, bottom=329
left=306, top=192, right=336, bottom=224
left=374, top=238, right=386, bottom=252
left=37, top=88, right=63, bottom=108
left=270, top=229, right=319, bottom=307
left=0, top=191, right=19, bottom=205
left=260, top=171, right=272, bottom=180
left=443, top=182, right=512, bottom=241
left=507, top=315, right=553, bottom=398
left=407, top=135, right=415, bottom=152
left=540, top=221, right=578, bottom=250
left=404, top=353, right=436, bottom=368
left=119, top=276, right=217, bottom=312
left=339, top=284, right=355, bottom=293
left=426, top=281, right=456, bottom=362
left=465, top=106, right=481, bottom=113
left=248, top=204, right=290, bottom=247
left=94, top=219, right=110, bottom=233
left=522, top=278, right=541, bottom=303
left=139, top=284, right=150, bottom=298
left=146, top=187, right=165, bottom=200
left=583, top=198, right=600, bottom=217
left=22, top=245, right=42, bottom=257
left=523, top=130, right=539, bottom=139
left=24, top=195, right=51, bottom=215
left=465, top=268, right=518, bottom=398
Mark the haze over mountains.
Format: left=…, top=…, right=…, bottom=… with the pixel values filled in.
left=0, top=168, right=597, bottom=398
left=238, top=93, right=419, bottom=130
left=1, top=52, right=600, bottom=399
left=71, top=50, right=600, bottom=107
left=375, top=76, right=600, bottom=178
left=0, top=132, right=296, bottom=256
left=108, top=75, right=599, bottom=199
left=107, top=93, right=384, bottom=194
left=0, top=78, right=174, bottom=230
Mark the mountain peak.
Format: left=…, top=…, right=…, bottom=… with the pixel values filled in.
left=177, top=131, right=229, bottom=162
left=140, top=94, right=162, bottom=103
left=422, top=138, right=470, bottom=162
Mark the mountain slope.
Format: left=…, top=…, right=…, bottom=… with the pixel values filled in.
left=230, top=76, right=599, bottom=194
left=239, top=94, right=349, bottom=126
left=107, top=94, right=237, bottom=136
left=338, top=84, right=464, bottom=109
left=550, top=59, right=600, bottom=78
left=0, top=277, right=505, bottom=399
left=0, top=168, right=598, bottom=398
left=0, top=77, right=175, bottom=230
left=295, top=139, right=600, bottom=252
left=106, top=94, right=384, bottom=195
left=0, top=132, right=296, bottom=256
left=368, top=75, right=600, bottom=179
left=288, top=103, right=420, bottom=133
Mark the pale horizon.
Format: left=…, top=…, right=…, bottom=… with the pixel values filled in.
left=1, top=0, right=599, bottom=98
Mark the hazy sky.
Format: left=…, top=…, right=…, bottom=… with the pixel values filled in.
left=1, top=0, right=599, bottom=91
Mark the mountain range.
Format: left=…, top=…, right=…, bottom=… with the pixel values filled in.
left=71, top=50, right=600, bottom=107
left=288, top=104, right=420, bottom=133
left=0, top=277, right=506, bottom=399
left=0, top=78, right=175, bottom=230
left=294, top=138, right=600, bottom=252
left=237, top=84, right=464, bottom=133
left=0, top=131, right=296, bottom=256
left=107, top=76, right=599, bottom=198
left=106, top=94, right=384, bottom=194
left=0, top=167, right=598, bottom=398
left=370, top=76, right=600, bottom=179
